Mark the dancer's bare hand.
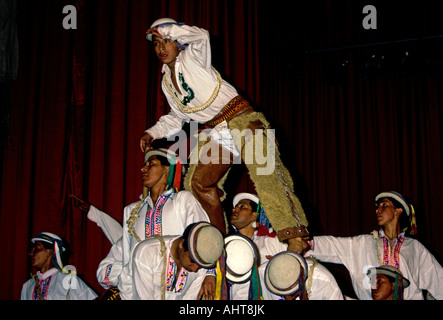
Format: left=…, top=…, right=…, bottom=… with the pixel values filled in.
left=198, top=275, right=216, bottom=300
left=140, top=132, right=154, bottom=153
left=146, top=27, right=161, bottom=39
left=287, top=237, right=310, bottom=255
left=69, top=194, right=91, bottom=213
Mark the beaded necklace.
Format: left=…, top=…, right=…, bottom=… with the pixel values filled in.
left=32, top=273, right=53, bottom=300
left=162, top=67, right=222, bottom=113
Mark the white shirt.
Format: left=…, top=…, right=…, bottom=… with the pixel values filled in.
left=230, top=232, right=344, bottom=300
left=145, top=24, right=240, bottom=155
left=258, top=258, right=344, bottom=300
left=96, top=189, right=210, bottom=299
left=87, top=205, right=122, bottom=245
left=21, top=268, right=97, bottom=300
left=306, top=229, right=443, bottom=300
left=131, top=235, right=208, bottom=300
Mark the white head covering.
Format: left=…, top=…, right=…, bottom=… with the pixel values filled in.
left=375, top=190, right=418, bottom=235
left=367, top=265, right=410, bottom=288
left=375, top=191, right=410, bottom=217
left=233, top=193, right=259, bottom=207
left=224, top=234, right=257, bottom=283
left=187, top=222, right=224, bottom=269
left=146, top=17, right=180, bottom=41
left=264, top=251, right=308, bottom=296
left=32, top=232, right=66, bottom=271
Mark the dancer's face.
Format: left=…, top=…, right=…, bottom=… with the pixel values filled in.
left=230, top=199, right=256, bottom=230
left=29, top=241, right=52, bottom=270
left=371, top=274, right=395, bottom=300
left=178, top=239, right=200, bottom=273
left=141, top=155, right=169, bottom=189
left=153, top=35, right=181, bottom=68
left=375, top=198, right=400, bottom=227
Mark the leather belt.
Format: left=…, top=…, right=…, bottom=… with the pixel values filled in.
left=205, top=95, right=250, bottom=127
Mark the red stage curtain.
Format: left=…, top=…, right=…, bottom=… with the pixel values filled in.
left=1, top=0, right=442, bottom=299
left=0, top=0, right=261, bottom=299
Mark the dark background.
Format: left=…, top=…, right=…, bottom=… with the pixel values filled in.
left=1, top=0, right=442, bottom=299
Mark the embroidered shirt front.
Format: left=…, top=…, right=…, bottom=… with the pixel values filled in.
left=379, top=229, right=405, bottom=269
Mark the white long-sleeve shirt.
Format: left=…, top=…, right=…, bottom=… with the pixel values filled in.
left=230, top=232, right=344, bottom=300
left=145, top=24, right=240, bottom=155
left=306, top=229, right=443, bottom=300
left=21, top=268, right=97, bottom=300
left=96, top=189, right=210, bottom=299
left=87, top=205, right=122, bottom=245
left=131, top=235, right=208, bottom=300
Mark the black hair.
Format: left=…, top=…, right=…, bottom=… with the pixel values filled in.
left=147, top=154, right=170, bottom=167
left=34, top=238, right=71, bottom=266
left=157, top=155, right=171, bottom=167
left=390, top=198, right=411, bottom=232
left=383, top=274, right=397, bottom=284
left=181, top=222, right=196, bottom=252
left=249, top=200, right=258, bottom=213
left=40, top=241, right=53, bottom=250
